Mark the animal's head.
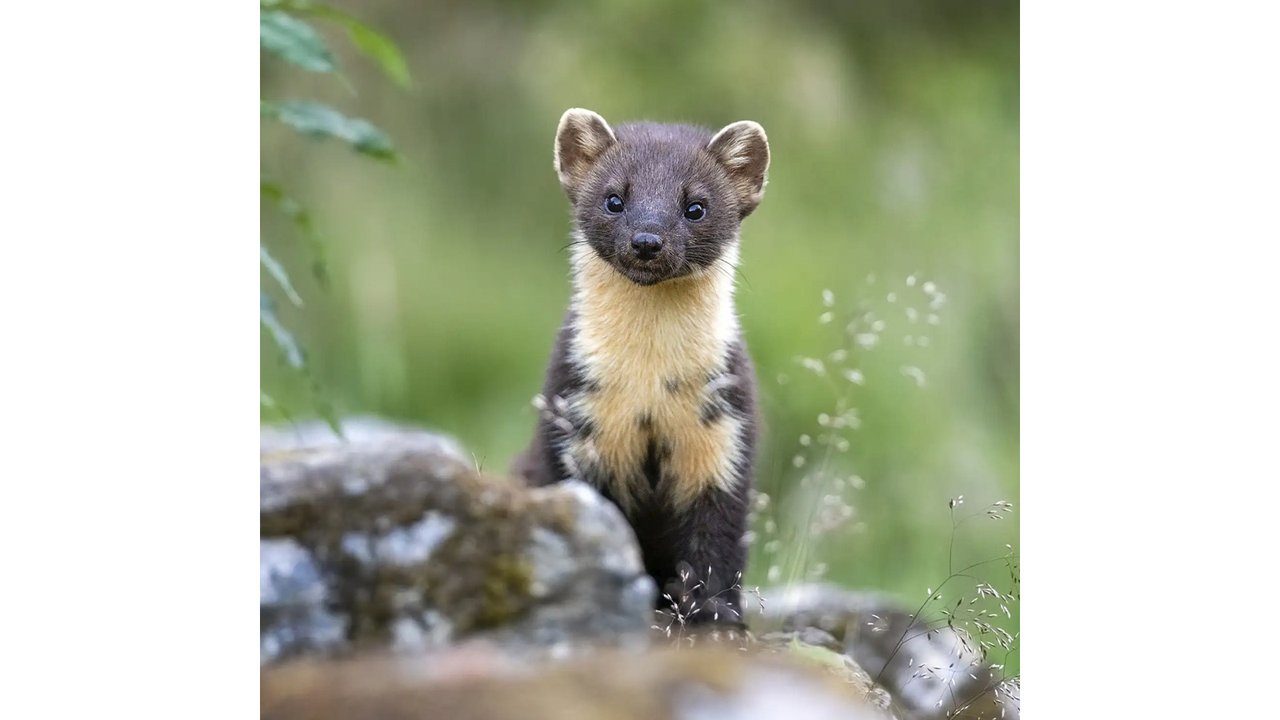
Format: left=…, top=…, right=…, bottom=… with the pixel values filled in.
left=554, top=108, right=770, bottom=286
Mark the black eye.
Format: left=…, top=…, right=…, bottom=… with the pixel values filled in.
left=604, top=194, right=625, bottom=214
left=684, top=202, right=706, bottom=221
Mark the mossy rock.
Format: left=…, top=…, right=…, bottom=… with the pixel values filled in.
left=261, top=418, right=655, bottom=664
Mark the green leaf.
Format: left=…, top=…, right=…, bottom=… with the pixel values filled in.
left=264, top=1, right=413, bottom=88
left=308, top=378, right=344, bottom=438
left=260, top=10, right=335, bottom=74
left=260, top=297, right=344, bottom=438
left=260, top=245, right=303, bottom=307
left=261, top=292, right=303, bottom=368
left=311, top=8, right=412, bottom=88
left=260, top=391, right=295, bottom=423
left=261, top=179, right=329, bottom=288
left=336, top=17, right=412, bottom=89
left=261, top=100, right=396, bottom=161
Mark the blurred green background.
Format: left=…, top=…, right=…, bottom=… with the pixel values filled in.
left=262, top=0, right=1018, bottom=663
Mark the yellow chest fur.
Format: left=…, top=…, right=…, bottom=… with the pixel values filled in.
left=562, top=245, right=745, bottom=513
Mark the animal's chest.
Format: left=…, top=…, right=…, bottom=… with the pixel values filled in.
left=562, top=333, right=745, bottom=514
left=557, top=251, right=748, bottom=513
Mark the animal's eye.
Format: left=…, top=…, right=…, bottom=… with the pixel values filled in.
left=604, top=194, right=625, bottom=214
left=684, top=202, right=706, bottom=221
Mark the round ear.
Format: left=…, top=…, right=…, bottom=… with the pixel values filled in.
left=706, top=121, right=770, bottom=217
left=554, top=108, right=617, bottom=200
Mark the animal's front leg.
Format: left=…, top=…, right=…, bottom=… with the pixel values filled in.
left=661, top=486, right=750, bottom=627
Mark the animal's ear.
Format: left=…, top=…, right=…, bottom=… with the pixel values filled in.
left=706, top=120, right=770, bottom=217
left=554, top=108, right=617, bottom=200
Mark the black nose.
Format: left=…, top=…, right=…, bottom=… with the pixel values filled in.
left=631, top=233, right=663, bottom=259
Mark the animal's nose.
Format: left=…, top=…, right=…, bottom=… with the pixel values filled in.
left=631, top=233, right=663, bottom=259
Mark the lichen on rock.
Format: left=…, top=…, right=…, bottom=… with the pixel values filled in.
left=260, top=418, right=655, bottom=663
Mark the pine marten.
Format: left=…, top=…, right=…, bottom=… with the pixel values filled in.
left=514, top=108, right=769, bottom=626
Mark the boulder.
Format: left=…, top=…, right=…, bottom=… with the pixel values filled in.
left=261, top=418, right=655, bottom=664
left=261, top=644, right=896, bottom=720
left=761, top=584, right=1019, bottom=720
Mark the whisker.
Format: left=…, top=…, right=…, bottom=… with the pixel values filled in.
left=699, top=256, right=739, bottom=285
left=708, top=262, right=737, bottom=284
left=716, top=256, right=752, bottom=292
left=558, top=239, right=591, bottom=254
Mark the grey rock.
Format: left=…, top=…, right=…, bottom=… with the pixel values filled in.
left=752, top=632, right=898, bottom=717
left=260, top=418, right=655, bottom=664
left=761, top=584, right=1019, bottom=720
left=261, top=645, right=897, bottom=720
left=260, top=538, right=347, bottom=662
left=260, top=415, right=469, bottom=459
left=674, top=662, right=892, bottom=720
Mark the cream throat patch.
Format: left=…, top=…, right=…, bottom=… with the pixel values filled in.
left=560, top=241, right=747, bottom=513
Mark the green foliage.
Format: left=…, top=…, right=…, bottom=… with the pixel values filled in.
left=260, top=179, right=328, bottom=287
left=259, top=10, right=335, bottom=74
left=260, top=292, right=303, bottom=368
left=259, top=1, right=408, bottom=429
left=263, top=0, right=413, bottom=88
left=328, top=18, right=412, bottom=89
left=261, top=100, right=395, bottom=160
left=260, top=246, right=303, bottom=307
